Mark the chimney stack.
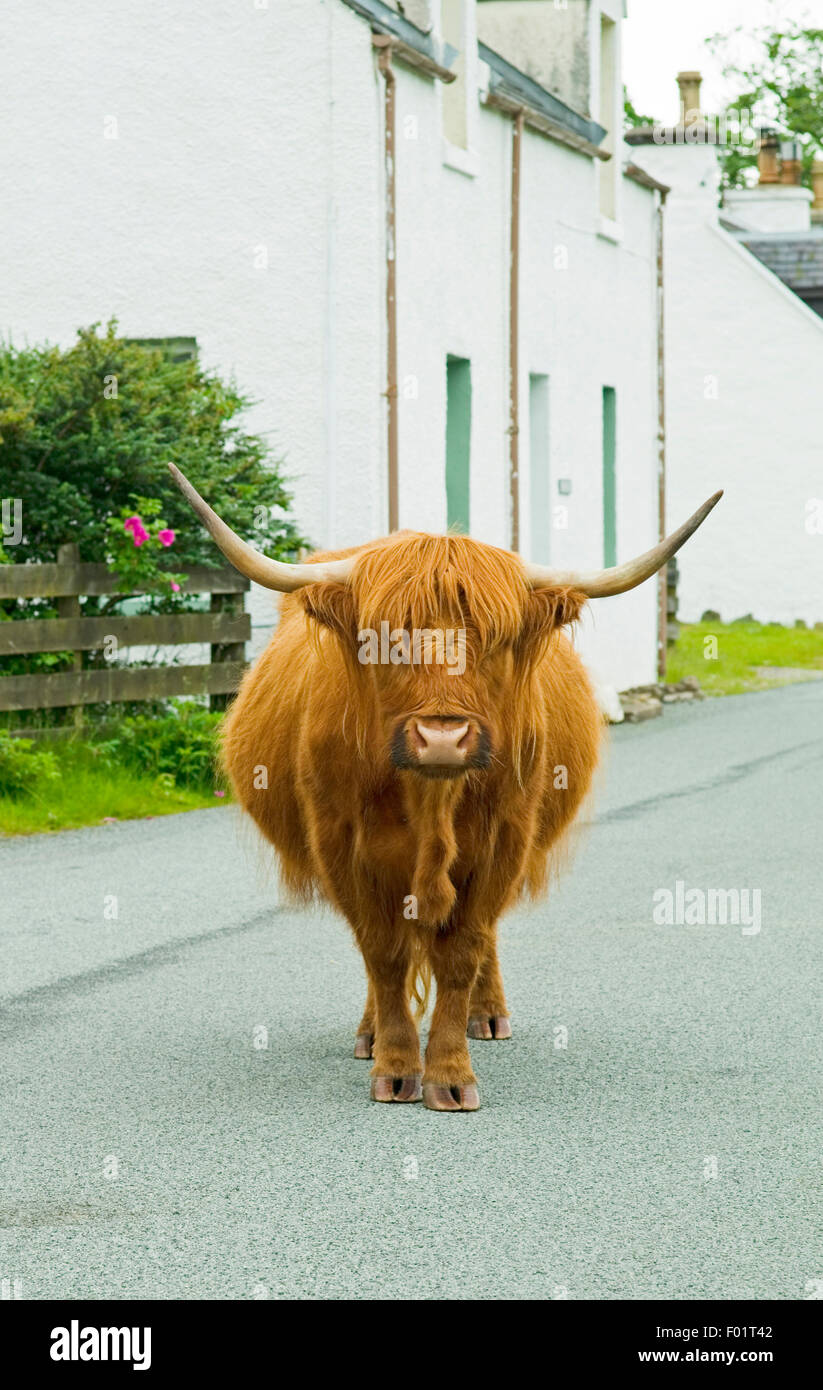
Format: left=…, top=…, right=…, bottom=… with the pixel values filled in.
left=757, top=130, right=780, bottom=184
left=676, top=71, right=702, bottom=125
left=779, top=139, right=803, bottom=186
left=812, top=158, right=823, bottom=223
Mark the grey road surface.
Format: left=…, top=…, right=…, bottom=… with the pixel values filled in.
left=1, top=683, right=821, bottom=1300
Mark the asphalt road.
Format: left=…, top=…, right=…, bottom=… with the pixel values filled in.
left=1, top=682, right=821, bottom=1301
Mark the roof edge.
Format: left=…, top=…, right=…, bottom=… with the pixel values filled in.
left=479, top=41, right=608, bottom=153
left=713, top=222, right=823, bottom=336
left=624, top=161, right=670, bottom=196
left=341, top=0, right=456, bottom=78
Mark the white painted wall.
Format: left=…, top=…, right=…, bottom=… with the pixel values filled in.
left=477, top=0, right=593, bottom=115
left=387, top=22, right=661, bottom=691
left=631, top=139, right=823, bottom=625
left=723, top=186, right=814, bottom=234
left=1, top=0, right=662, bottom=689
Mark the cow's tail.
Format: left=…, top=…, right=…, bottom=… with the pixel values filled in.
left=408, top=950, right=432, bottom=1022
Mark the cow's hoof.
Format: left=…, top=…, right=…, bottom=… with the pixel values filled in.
left=467, top=1014, right=512, bottom=1040
left=370, top=1074, right=422, bottom=1103
left=422, top=1082, right=480, bottom=1112
left=354, top=1033, right=374, bottom=1059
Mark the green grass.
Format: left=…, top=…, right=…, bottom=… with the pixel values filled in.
left=0, top=705, right=228, bottom=835
left=667, top=620, right=823, bottom=697
left=0, top=761, right=226, bottom=836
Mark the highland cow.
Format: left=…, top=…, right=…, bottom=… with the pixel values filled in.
left=170, top=463, right=720, bottom=1111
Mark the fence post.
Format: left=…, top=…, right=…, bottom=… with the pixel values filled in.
left=209, top=589, right=245, bottom=712
left=666, top=558, right=680, bottom=650
left=56, top=543, right=83, bottom=730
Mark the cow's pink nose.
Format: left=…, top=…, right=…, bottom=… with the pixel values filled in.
left=413, top=719, right=471, bottom=767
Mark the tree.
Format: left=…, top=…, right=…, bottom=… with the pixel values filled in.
left=706, top=22, right=823, bottom=188
left=0, top=320, right=307, bottom=570
left=623, top=86, right=657, bottom=131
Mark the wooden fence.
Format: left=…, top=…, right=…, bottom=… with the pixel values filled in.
left=0, top=544, right=249, bottom=716
left=666, top=558, right=680, bottom=647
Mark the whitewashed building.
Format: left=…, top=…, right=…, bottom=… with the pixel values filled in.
left=1, top=0, right=669, bottom=692
left=628, top=75, right=823, bottom=627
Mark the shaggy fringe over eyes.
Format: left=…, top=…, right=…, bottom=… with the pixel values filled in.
left=297, top=535, right=589, bottom=785
left=353, top=532, right=530, bottom=650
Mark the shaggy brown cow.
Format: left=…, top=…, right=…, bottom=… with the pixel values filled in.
left=169, top=464, right=720, bottom=1112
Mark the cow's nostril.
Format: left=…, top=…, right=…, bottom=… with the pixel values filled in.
left=416, top=720, right=469, bottom=747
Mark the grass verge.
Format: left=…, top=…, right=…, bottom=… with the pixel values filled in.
left=667, top=620, right=823, bottom=697
left=0, top=703, right=228, bottom=835
left=0, top=765, right=223, bottom=835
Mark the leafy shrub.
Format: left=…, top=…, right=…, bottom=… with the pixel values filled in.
left=0, top=321, right=307, bottom=714
left=93, top=702, right=224, bottom=792
left=0, top=319, right=307, bottom=569
left=106, top=497, right=186, bottom=599
left=0, top=731, right=59, bottom=797
left=0, top=702, right=224, bottom=809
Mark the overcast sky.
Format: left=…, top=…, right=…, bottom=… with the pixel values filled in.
left=623, top=0, right=823, bottom=122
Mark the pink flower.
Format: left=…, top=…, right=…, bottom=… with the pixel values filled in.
left=214, top=789, right=226, bottom=798
left=124, top=515, right=149, bottom=546
left=158, top=529, right=175, bottom=548
left=171, top=581, right=181, bottom=592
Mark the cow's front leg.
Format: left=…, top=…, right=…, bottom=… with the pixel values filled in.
left=353, top=976, right=375, bottom=1059
left=423, top=926, right=484, bottom=1112
left=468, top=933, right=512, bottom=1041
left=357, top=935, right=422, bottom=1103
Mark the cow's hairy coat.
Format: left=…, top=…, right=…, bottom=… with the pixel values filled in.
left=222, top=532, right=602, bottom=1107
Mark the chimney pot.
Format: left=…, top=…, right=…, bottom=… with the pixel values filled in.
left=757, top=129, right=780, bottom=184
left=777, top=139, right=803, bottom=185
left=811, top=158, right=823, bottom=214
left=676, top=70, right=702, bottom=125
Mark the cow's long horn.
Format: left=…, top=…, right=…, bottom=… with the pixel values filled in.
left=167, top=463, right=355, bottom=591
left=524, top=491, right=723, bottom=597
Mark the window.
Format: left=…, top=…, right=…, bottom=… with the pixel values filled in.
left=441, top=0, right=468, bottom=151
left=445, top=355, right=471, bottom=532
left=529, top=374, right=550, bottom=563
left=598, top=13, right=618, bottom=221
left=602, top=386, right=617, bottom=567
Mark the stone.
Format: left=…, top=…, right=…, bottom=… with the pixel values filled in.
left=620, top=693, right=663, bottom=722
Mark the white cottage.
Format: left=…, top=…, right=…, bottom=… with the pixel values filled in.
left=628, top=74, right=823, bottom=627
left=1, top=0, right=668, bottom=692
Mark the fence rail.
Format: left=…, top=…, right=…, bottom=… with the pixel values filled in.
left=0, top=544, right=250, bottom=715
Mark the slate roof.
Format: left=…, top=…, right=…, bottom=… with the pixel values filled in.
left=742, top=234, right=823, bottom=291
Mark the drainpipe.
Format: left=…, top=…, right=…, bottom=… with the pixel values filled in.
left=374, top=35, right=399, bottom=533
left=656, top=188, right=668, bottom=681
left=509, top=110, right=524, bottom=552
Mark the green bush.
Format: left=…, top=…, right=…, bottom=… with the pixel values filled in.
left=89, top=702, right=224, bottom=792
left=0, top=702, right=223, bottom=810
left=0, top=320, right=307, bottom=718
left=0, top=318, right=307, bottom=569
left=0, top=731, right=59, bottom=797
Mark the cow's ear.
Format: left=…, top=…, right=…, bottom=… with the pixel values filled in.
left=516, top=587, right=586, bottom=659
left=299, top=582, right=359, bottom=645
